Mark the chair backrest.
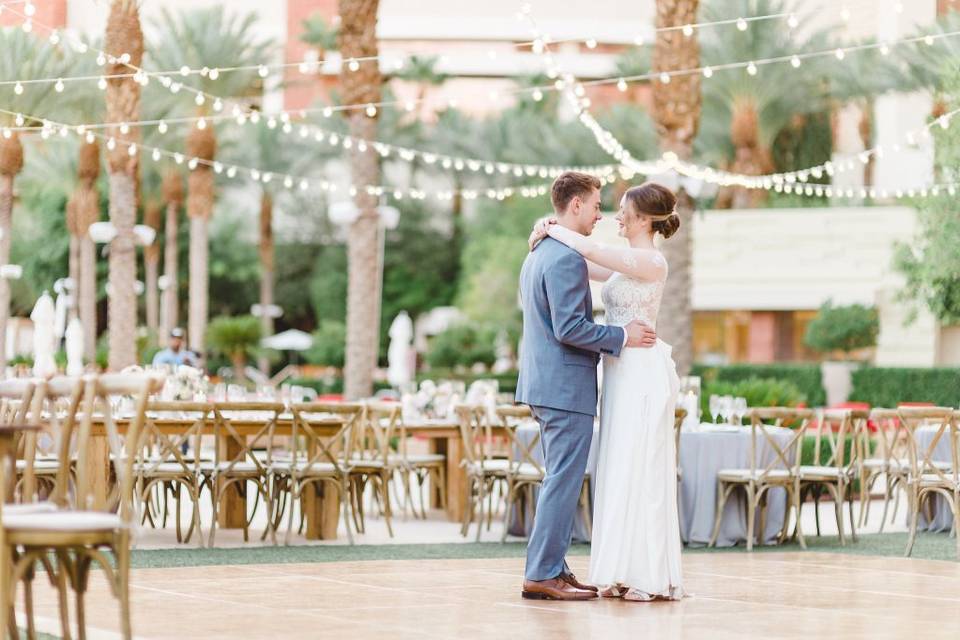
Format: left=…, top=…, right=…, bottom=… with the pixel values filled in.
left=868, top=408, right=921, bottom=468
left=456, top=404, right=501, bottom=467
left=494, top=404, right=542, bottom=476
left=745, top=407, right=813, bottom=480
left=810, top=409, right=868, bottom=471
left=16, top=377, right=85, bottom=506
left=287, top=402, right=363, bottom=475
left=883, top=407, right=958, bottom=487
left=212, top=401, right=286, bottom=475
left=75, top=373, right=165, bottom=519
left=0, top=378, right=38, bottom=505
left=355, top=401, right=397, bottom=463
left=140, top=400, right=214, bottom=477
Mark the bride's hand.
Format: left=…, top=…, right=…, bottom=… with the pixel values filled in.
left=528, top=217, right=557, bottom=251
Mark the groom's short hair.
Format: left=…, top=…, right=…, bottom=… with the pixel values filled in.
left=551, top=171, right=602, bottom=213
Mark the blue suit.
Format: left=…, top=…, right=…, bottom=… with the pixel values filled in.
left=515, top=236, right=625, bottom=581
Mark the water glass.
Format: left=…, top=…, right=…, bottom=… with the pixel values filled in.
left=709, top=395, right=721, bottom=423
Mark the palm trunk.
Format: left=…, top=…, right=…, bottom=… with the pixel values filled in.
left=143, top=202, right=161, bottom=334
left=68, top=235, right=80, bottom=319
left=258, top=191, right=274, bottom=374
left=0, top=133, right=23, bottom=367
left=188, top=215, right=208, bottom=356
left=79, top=236, right=97, bottom=362
left=340, top=0, right=383, bottom=400
left=186, top=127, right=216, bottom=358
left=104, top=1, right=144, bottom=371
left=106, top=173, right=139, bottom=369
left=652, top=0, right=701, bottom=376
left=0, top=174, right=13, bottom=368
left=162, top=200, right=179, bottom=341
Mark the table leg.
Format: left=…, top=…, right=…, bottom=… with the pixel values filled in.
left=304, top=482, right=340, bottom=540
left=217, top=436, right=246, bottom=529
left=428, top=438, right=447, bottom=509
left=445, top=437, right=465, bottom=523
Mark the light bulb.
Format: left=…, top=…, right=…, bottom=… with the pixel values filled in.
left=746, top=61, right=757, bottom=76
left=585, top=38, right=597, bottom=49
left=227, top=166, right=237, bottom=178
left=13, top=82, right=23, bottom=95
left=790, top=55, right=801, bottom=68
left=98, top=77, right=107, bottom=90
left=22, top=20, right=32, bottom=33
left=532, top=89, right=543, bottom=101
left=151, top=149, right=161, bottom=161
left=180, top=66, right=190, bottom=76
left=213, top=99, right=223, bottom=112
left=85, top=132, right=95, bottom=144
left=24, top=2, right=36, bottom=17
left=880, top=43, right=890, bottom=56
left=787, top=13, right=798, bottom=28
left=174, top=153, right=184, bottom=165
left=736, top=17, right=747, bottom=31
left=924, top=35, right=935, bottom=46
left=659, top=72, right=671, bottom=84
left=347, top=58, right=360, bottom=72
left=258, top=65, right=269, bottom=78
left=366, top=104, right=377, bottom=117
left=170, top=82, right=181, bottom=94
left=119, top=122, right=130, bottom=134
left=15, top=114, right=24, bottom=126
left=209, top=68, right=220, bottom=80
left=106, top=137, right=116, bottom=150
left=195, top=93, right=205, bottom=106
left=323, top=106, right=333, bottom=118
left=197, top=118, right=207, bottom=130
left=617, top=78, right=627, bottom=92
left=49, top=31, right=60, bottom=45
left=127, top=143, right=137, bottom=156
left=835, top=48, right=845, bottom=60
left=701, top=66, right=713, bottom=78
left=682, top=24, right=694, bottom=37
left=158, top=121, right=168, bottom=134
left=188, top=158, right=198, bottom=170
left=55, top=79, right=64, bottom=92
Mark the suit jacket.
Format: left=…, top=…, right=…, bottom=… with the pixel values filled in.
left=515, top=237, right=625, bottom=416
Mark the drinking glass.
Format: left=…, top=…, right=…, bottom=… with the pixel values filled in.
left=709, top=395, right=721, bottom=423
left=734, top=397, right=748, bottom=425
left=721, top=395, right=734, bottom=424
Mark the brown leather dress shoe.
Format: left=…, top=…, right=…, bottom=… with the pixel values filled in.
left=560, top=571, right=598, bottom=593
left=521, top=578, right=598, bottom=601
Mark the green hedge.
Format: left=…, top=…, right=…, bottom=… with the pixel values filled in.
left=693, top=363, right=825, bottom=407
left=850, top=367, right=960, bottom=408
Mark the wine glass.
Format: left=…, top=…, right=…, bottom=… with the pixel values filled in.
left=733, top=397, right=748, bottom=425
left=720, top=395, right=734, bottom=425
left=709, top=395, right=721, bottom=424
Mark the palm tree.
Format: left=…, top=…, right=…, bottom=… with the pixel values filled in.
left=301, top=12, right=340, bottom=60
left=651, top=0, right=701, bottom=377
left=339, top=0, right=383, bottom=400
left=396, top=55, right=449, bottom=121
left=148, top=6, right=273, bottom=356
left=66, top=140, right=102, bottom=362
left=104, top=0, right=145, bottom=370
left=160, top=170, right=183, bottom=340
left=0, top=28, right=62, bottom=365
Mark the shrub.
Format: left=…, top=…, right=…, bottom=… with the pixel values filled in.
left=803, top=301, right=879, bottom=358
left=850, top=367, right=960, bottom=408
left=206, top=315, right=262, bottom=371
left=425, top=324, right=496, bottom=370
left=701, top=377, right=806, bottom=418
left=694, top=363, right=825, bottom=407
left=305, top=321, right=346, bottom=368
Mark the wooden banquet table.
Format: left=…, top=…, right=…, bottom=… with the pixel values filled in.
left=85, top=413, right=485, bottom=539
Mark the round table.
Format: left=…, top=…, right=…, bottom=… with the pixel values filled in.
left=510, top=421, right=794, bottom=547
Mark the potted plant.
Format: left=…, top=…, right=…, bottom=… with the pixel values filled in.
left=803, top=301, right=879, bottom=406
left=206, top=315, right=263, bottom=382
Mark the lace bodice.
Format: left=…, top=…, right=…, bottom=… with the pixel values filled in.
left=601, top=273, right=665, bottom=327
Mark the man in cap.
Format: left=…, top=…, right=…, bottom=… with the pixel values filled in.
left=152, top=328, right=200, bottom=368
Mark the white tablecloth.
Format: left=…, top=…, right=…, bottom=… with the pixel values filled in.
left=916, top=425, right=956, bottom=533
left=509, top=420, right=794, bottom=547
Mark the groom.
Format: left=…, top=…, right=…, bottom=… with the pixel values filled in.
left=516, top=171, right=656, bottom=600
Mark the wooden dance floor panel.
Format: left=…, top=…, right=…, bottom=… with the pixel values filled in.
left=17, top=552, right=960, bottom=639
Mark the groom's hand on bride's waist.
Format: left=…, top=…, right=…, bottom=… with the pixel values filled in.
left=624, top=320, right=657, bottom=348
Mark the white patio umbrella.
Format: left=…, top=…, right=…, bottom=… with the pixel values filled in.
left=260, top=329, right=313, bottom=352
left=388, top=311, right=414, bottom=389
left=30, top=291, right=57, bottom=377
left=64, top=317, right=84, bottom=376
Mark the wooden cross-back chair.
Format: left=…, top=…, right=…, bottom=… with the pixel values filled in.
left=376, top=403, right=447, bottom=520
left=709, top=407, right=813, bottom=551
left=270, top=402, right=362, bottom=545
left=798, top=409, right=868, bottom=545
left=862, top=409, right=915, bottom=531
left=346, top=402, right=396, bottom=538
left=457, top=403, right=512, bottom=540
left=137, top=401, right=212, bottom=546
left=495, top=405, right=554, bottom=543
left=889, top=407, right=960, bottom=559
left=4, top=372, right=163, bottom=640
left=205, top=401, right=284, bottom=546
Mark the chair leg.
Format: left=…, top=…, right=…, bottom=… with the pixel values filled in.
left=475, top=478, right=487, bottom=542
left=22, top=560, right=35, bottom=640
left=890, top=476, right=902, bottom=526
left=208, top=475, right=219, bottom=548
left=284, top=480, right=299, bottom=546
left=380, top=471, right=394, bottom=538
left=340, top=477, right=355, bottom=545
left=878, top=475, right=893, bottom=534
left=117, top=535, right=132, bottom=640
left=847, top=484, right=858, bottom=543
left=794, top=481, right=807, bottom=550
left=709, top=482, right=733, bottom=547
left=74, top=554, right=91, bottom=640
left=905, top=489, right=921, bottom=558
left=745, top=484, right=757, bottom=552
left=501, top=480, right=516, bottom=544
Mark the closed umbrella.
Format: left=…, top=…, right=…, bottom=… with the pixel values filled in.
left=30, top=292, right=57, bottom=378
left=388, top=311, right=414, bottom=389
left=65, top=317, right=84, bottom=376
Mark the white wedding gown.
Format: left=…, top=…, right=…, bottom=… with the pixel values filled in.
left=588, top=271, right=685, bottom=600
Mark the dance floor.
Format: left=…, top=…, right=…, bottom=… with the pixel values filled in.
left=16, top=550, right=960, bottom=639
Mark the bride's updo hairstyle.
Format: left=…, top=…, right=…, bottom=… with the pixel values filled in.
left=624, top=182, right=680, bottom=239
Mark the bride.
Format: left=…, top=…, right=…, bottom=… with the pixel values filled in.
left=528, top=182, right=684, bottom=601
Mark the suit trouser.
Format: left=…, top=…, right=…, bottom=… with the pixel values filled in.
left=524, top=405, right=594, bottom=581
